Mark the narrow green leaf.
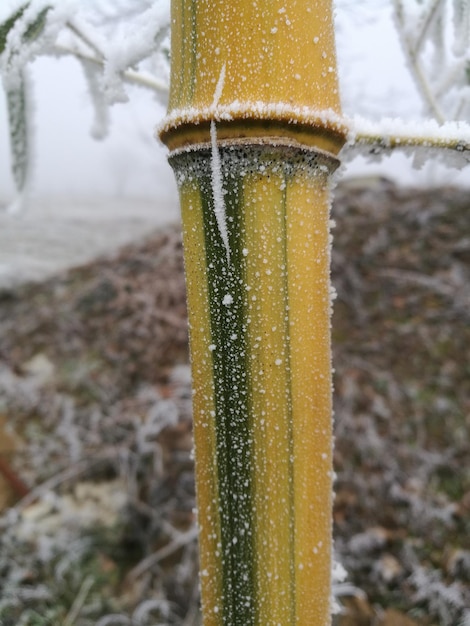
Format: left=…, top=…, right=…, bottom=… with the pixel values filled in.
left=23, top=6, right=51, bottom=43
left=0, top=5, right=27, bottom=55
left=6, top=75, right=29, bottom=192
left=1, top=4, right=52, bottom=56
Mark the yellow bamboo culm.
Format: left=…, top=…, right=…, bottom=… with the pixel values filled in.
left=169, top=0, right=340, bottom=111
left=160, top=2, right=347, bottom=624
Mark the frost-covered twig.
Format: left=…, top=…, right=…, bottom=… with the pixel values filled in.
left=392, top=0, right=470, bottom=123
left=396, top=0, right=448, bottom=121
left=63, top=575, right=95, bottom=626
left=392, top=0, right=446, bottom=122
left=52, top=43, right=168, bottom=95
left=345, top=115, right=470, bottom=167
left=65, top=18, right=104, bottom=59
left=181, top=582, right=202, bottom=626
left=412, top=0, right=444, bottom=55
left=412, top=59, right=446, bottom=123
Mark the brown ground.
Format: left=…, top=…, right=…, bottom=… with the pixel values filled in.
left=0, top=179, right=469, bottom=625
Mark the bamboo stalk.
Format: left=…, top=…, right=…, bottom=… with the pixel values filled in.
left=160, top=2, right=347, bottom=624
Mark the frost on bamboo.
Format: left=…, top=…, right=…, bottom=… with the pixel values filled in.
left=162, top=1, right=345, bottom=623
left=170, top=143, right=338, bottom=625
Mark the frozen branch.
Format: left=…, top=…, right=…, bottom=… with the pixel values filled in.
left=346, top=115, right=470, bottom=166
left=51, top=43, right=168, bottom=96
left=63, top=576, right=95, bottom=626
left=65, top=19, right=104, bottom=59
left=392, top=0, right=446, bottom=123
left=392, top=0, right=470, bottom=124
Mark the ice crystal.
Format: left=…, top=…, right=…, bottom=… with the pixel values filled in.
left=210, top=64, right=230, bottom=261
left=412, top=566, right=468, bottom=625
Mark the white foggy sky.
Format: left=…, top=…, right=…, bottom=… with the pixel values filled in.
left=0, top=1, right=467, bottom=202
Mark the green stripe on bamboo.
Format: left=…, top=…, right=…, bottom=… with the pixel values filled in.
left=178, top=182, right=223, bottom=621
left=200, top=168, right=255, bottom=625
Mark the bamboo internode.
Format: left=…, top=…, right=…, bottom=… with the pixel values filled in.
left=160, top=2, right=345, bottom=624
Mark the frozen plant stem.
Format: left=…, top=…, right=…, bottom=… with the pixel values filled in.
left=392, top=0, right=446, bottom=123
left=52, top=43, right=168, bottom=96
left=349, top=116, right=470, bottom=162
left=159, top=1, right=347, bottom=624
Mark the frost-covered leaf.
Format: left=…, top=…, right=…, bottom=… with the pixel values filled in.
left=0, top=1, right=73, bottom=88
left=0, top=5, right=26, bottom=55
left=99, top=0, right=170, bottom=104
left=22, top=5, right=51, bottom=43
left=79, top=59, right=109, bottom=139
left=6, top=73, right=30, bottom=193
left=0, top=2, right=54, bottom=62
left=0, top=3, right=56, bottom=202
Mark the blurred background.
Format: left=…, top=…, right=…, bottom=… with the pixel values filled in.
left=0, top=0, right=468, bottom=208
